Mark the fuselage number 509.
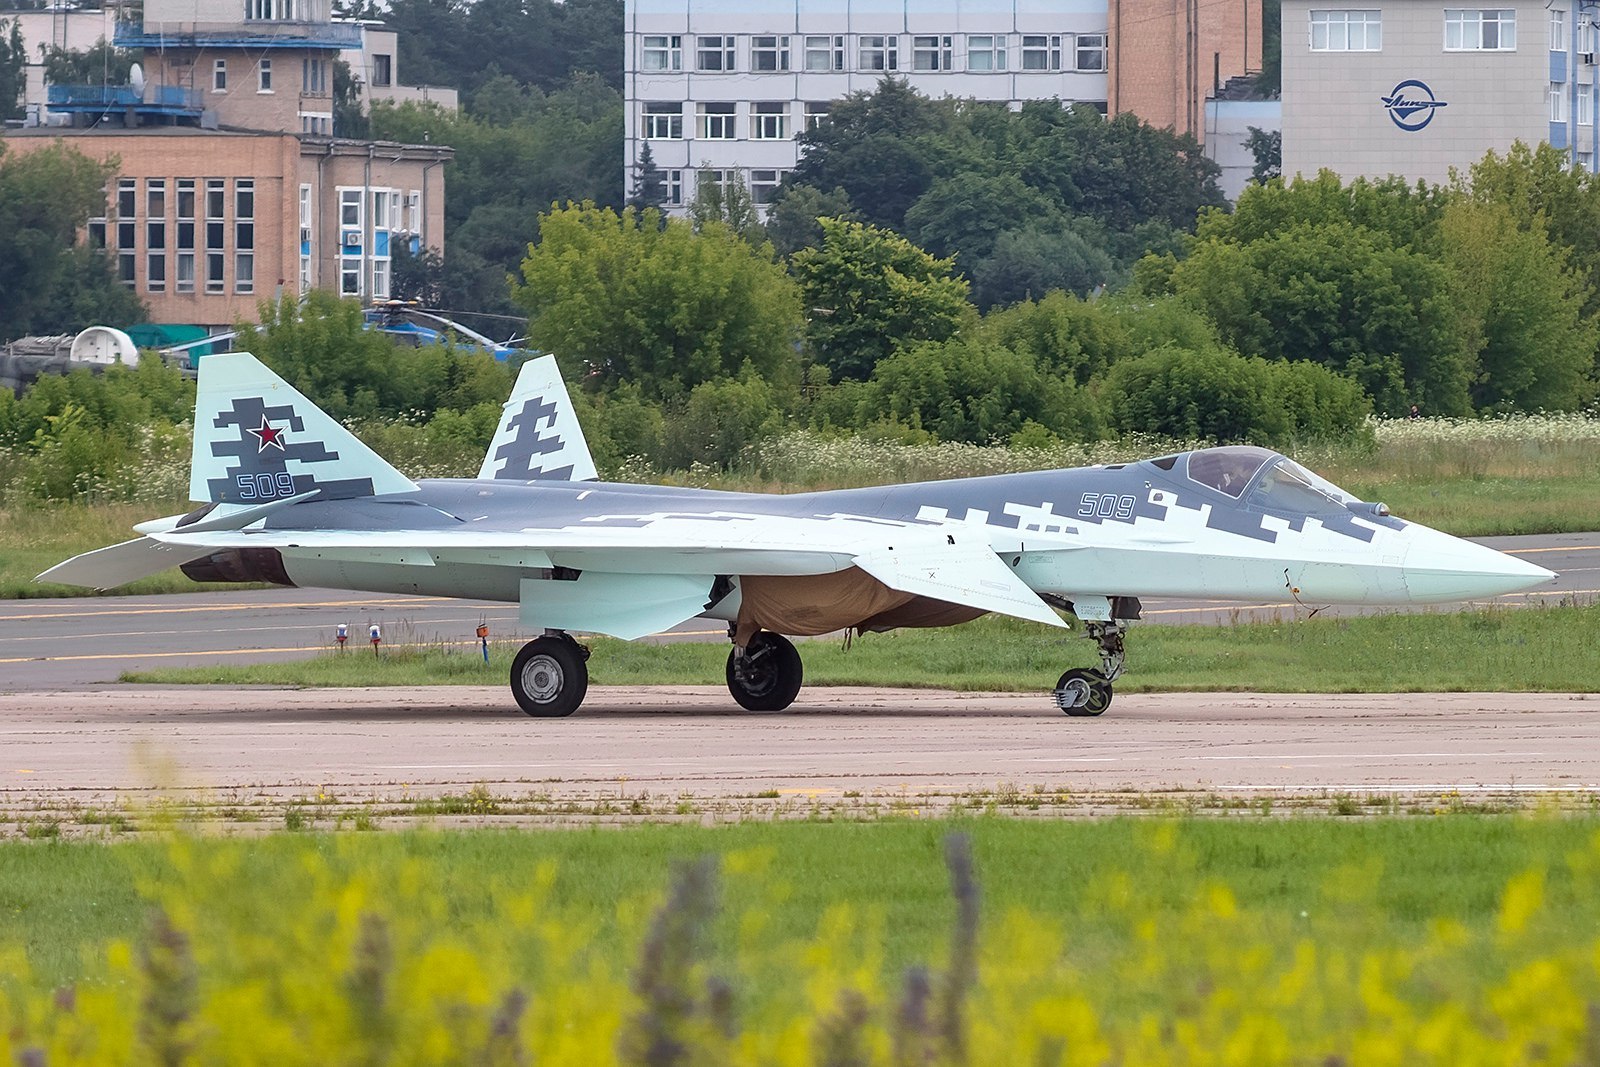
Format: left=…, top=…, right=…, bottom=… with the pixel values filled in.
left=1079, top=493, right=1135, bottom=520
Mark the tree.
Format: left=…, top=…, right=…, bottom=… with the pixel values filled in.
left=1245, top=127, right=1281, bottom=184
left=333, top=58, right=370, bottom=138
left=903, top=173, right=1058, bottom=261
left=0, top=142, right=145, bottom=344
left=763, top=185, right=855, bottom=257
left=967, top=224, right=1116, bottom=309
left=515, top=202, right=803, bottom=396
left=41, top=38, right=134, bottom=86
left=687, top=169, right=762, bottom=240
left=790, top=217, right=972, bottom=381
left=0, top=18, right=25, bottom=122
left=1171, top=220, right=1474, bottom=415
left=1438, top=199, right=1598, bottom=411
left=629, top=142, right=666, bottom=213
left=982, top=290, right=1132, bottom=385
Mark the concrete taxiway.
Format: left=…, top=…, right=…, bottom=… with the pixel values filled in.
left=3, top=687, right=1599, bottom=810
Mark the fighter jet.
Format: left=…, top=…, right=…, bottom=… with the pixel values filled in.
left=41, top=353, right=1555, bottom=717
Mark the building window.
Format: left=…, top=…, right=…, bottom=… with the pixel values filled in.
left=407, top=190, right=421, bottom=234
left=1581, top=150, right=1594, bottom=169
left=644, top=102, right=683, bottom=139
left=751, top=101, right=788, bottom=139
left=235, top=179, right=254, bottom=295
left=340, top=258, right=361, bottom=296
left=1075, top=33, right=1107, bottom=70
left=913, top=35, right=953, bottom=71
left=1310, top=10, right=1382, bottom=50
left=259, top=58, right=273, bottom=92
left=665, top=169, right=683, bottom=206
left=697, top=169, right=736, bottom=198
left=750, top=169, right=783, bottom=205
left=177, top=179, right=195, bottom=294
left=697, top=102, right=736, bottom=139
left=804, top=101, right=830, bottom=131
left=1445, top=9, right=1516, bottom=50
left=751, top=35, right=790, bottom=71
left=642, top=35, right=682, bottom=71
left=303, top=58, right=327, bottom=95
left=1552, top=8, right=1567, bottom=50
left=1552, top=83, right=1569, bottom=121
left=697, top=35, right=735, bottom=71
left=146, top=179, right=166, bottom=294
left=340, top=188, right=362, bottom=229
left=1582, top=87, right=1594, bottom=124
left=205, top=179, right=226, bottom=295
left=299, top=183, right=313, bottom=290
left=858, top=35, right=898, bottom=71
left=116, top=177, right=136, bottom=288
left=245, top=0, right=299, bottom=18
left=805, top=34, right=844, bottom=71
left=213, top=59, right=227, bottom=92
left=372, top=53, right=392, bottom=86
left=300, top=113, right=331, bottom=134
left=967, top=35, right=1007, bottom=71
left=1022, top=34, right=1062, bottom=70
left=372, top=259, right=389, bottom=299
left=88, top=218, right=106, bottom=249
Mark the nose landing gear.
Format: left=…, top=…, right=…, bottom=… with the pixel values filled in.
left=1052, top=618, right=1130, bottom=717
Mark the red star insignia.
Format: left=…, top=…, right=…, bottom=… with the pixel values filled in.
left=248, top=416, right=287, bottom=452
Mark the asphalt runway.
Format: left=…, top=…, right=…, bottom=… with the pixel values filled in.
left=1, top=532, right=1594, bottom=690
left=3, top=687, right=1599, bottom=809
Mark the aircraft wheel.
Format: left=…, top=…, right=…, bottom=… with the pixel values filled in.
left=1053, top=668, right=1113, bottom=717
left=511, top=636, right=588, bottom=717
left=726, top=631, right=803, bottom=712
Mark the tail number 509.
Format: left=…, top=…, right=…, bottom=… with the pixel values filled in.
left=236, top=472, right=296, bottom=500
left=1079, top=493, right=1136, bottom=520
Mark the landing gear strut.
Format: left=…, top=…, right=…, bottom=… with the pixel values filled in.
left=511, top=632, right=590, bottom=717
left=726, top=629, right=803, bottom=711
left=1053, top=619, right=1129, bottom=717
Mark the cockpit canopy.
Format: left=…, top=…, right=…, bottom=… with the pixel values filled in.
left=1153, top=446, right=1365, bottom=517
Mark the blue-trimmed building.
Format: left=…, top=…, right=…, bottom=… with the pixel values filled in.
left=1282, top=0, right=1598, bottom=183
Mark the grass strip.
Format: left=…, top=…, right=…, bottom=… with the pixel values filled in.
left=5, top=818, right=1600, bottom=1061
left=123, top=602, right=1600, bottom=693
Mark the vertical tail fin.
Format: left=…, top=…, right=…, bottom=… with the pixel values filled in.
left=479, top=354, right=598, bottom=481
left=191, top=352, right=418, bottom=504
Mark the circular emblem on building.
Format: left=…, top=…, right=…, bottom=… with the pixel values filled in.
left=1381, top=79, right=1448, bottom=131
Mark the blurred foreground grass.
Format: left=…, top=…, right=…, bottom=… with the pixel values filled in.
left=126, top=604, right=1600, bottom=693
left=6, top=818, right=1600, bottom=1064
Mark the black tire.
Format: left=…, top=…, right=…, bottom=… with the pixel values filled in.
left=1053, top=667, right=1113, bottom=717
left=511, top=636, right=588, bottom=717
left=726, top=631, right=804, bottom=711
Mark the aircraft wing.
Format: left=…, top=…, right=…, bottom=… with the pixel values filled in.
left=148, top=514, right=1067, bottom=630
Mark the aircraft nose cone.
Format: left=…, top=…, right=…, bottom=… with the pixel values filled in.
left=1401, top=527, right=1556, bottom=602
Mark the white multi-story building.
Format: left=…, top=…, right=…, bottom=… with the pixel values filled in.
left=1282, top=0, right=1599, bottom=183
left=625, top=0, right=1111, bottom=213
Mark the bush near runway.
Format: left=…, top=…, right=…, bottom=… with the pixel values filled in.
left=5, top=818, right=1600, bottom=1064
left=126, top=604, right=1600, bottom=695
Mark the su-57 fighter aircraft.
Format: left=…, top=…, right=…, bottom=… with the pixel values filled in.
left=43, top=353, right=1555, bottom=717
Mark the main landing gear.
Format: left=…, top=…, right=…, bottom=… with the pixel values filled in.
left=726, top=629, right=804, bottom=711
left=511, top=631, right=590, bottom=717
left=1053, top=619, right=1129, bottom=717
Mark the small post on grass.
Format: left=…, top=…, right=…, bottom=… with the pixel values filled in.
left=335, top=623, right=349, bottom=653
left=476, top=619, right=490, bottom=664
left=369, top=623, right=382, bottom=658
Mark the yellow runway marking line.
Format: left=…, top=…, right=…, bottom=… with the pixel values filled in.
left=1508, top=545, right=1600, bottom=554
left=0, top=596, right=449, bottom=622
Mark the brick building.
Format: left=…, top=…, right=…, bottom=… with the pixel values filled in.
left=1, top=0, right=451, bottom=331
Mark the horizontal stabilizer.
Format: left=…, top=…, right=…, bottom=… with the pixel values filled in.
left=853, top=538, right=1066, bottom=629
left=37, top=536, right=216, bottom=591
left=480, top=355, right=597, bottom=481
left=192, top=352, right=417, bottom=504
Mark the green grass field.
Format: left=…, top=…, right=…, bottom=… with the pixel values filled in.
left=5, top=818, right=1600, bottom=1063
left=124, top=603, right=1600, bottom=693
